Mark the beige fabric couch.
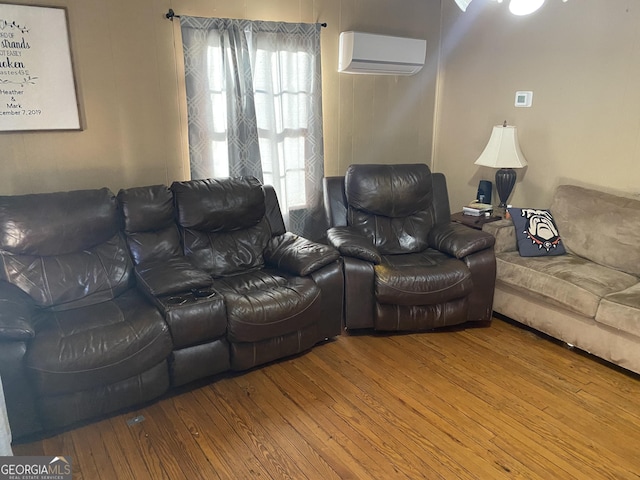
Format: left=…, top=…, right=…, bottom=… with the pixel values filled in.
left=483, top=184, right=640, bottom=375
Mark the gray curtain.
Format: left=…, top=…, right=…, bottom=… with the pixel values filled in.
left=179, top=17, right=326, bottom=240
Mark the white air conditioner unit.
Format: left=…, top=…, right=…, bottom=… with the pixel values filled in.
left=338, top=31, right=427, bottom=75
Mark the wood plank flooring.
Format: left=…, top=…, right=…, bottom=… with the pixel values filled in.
left=13, top=317, right=640, bottom=479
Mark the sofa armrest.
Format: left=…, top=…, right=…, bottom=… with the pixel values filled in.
left=0, top=281, right=35, bottom=341
left=326, top=226, right=381, bottom=264
left=135, top=257, right=213, bottom=297
left=482, top=219, right=517, bottom=254
left=427, top=223, right=495, bottom=259
left=265, top=232, right=340, bottom=276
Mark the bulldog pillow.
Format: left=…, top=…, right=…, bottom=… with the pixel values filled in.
left=507, top=208, right=566, bottom=257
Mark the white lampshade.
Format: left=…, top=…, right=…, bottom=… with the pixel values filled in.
left=509, top=0, right=545, bottom=15
left=474, top=124, right=528, bottom=169
left=454, top=0, right=473, bottom=12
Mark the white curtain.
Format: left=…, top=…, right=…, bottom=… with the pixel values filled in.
left=179, top=17, right=327, bottom=240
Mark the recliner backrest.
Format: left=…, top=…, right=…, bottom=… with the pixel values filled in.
left=0, top=188, right=132, bottom=309
left=117, top=185, right=182, bottom=265
left=171, top=177, right=273, bottom=277
left=345, top=164, right=436, bottom=254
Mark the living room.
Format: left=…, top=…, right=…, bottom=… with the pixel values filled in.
left=1, top=0, right=639, bottom=478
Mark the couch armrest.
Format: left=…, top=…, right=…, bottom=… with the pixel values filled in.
left=427, top=223, right=495, bottom=259
left=482, top=219, right=517, bottom=254
left=0, top=281, right=35, bottom=341
left=326, top=226, right=381, bottom=264
left=265, top=232, right=340, bottom=276
left=135, top=257, right=213, bottom=297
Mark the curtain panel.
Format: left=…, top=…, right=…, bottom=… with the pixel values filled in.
left=179, top=17, right=327, bottom=240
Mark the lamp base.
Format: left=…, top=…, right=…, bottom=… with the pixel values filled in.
left=495, top=168, right=516, bottom=209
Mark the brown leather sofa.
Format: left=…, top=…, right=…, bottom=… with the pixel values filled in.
left=0, top=177, right=342, bottom=439
left=324, top=164, right=496, bottom=331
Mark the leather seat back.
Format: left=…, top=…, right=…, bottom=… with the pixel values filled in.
left=118, top=185, right=182, bottom=265
left=171, top=177, right=272, bottom=277
left=345, top=164, right=436, bottom=255
left=0, top=188, right=132, bottom=310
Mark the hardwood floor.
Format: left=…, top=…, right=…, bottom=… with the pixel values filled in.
left=14, top=317, right=640, bottom=479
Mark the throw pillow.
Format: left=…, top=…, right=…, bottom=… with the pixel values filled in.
left=507, top=207, right=566, bottom=257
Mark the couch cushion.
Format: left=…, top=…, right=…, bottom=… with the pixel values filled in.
left=214, top=270, right=320, bottom=343
left=2, top=233, right=133, bottom=310
left=25, top=290, right=172, bottom=396
left=496, top=252, right=639, bottom=317
left=118, top=185, right=182, bottom=265
left=0, top=188, right=119, bottom=256
left=595, top=283, right=640, bottom=337
left=507, top=208, right=566, bottom=257
left=180, top=220, right=272, bottom=277
left=345, top=164, right=435, bottom=255
left=0, top=188, right=134, bottom=309
left=375, top=250, right=472, bottom=305
left=551, top=185, right=640, bottom=277
left=172, top=178, right=272, bottom=277
left=172, top=177, right=265, bottom=231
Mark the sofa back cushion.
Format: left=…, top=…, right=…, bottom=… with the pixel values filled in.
left=0, top=188, right=132, bottom=309
left=171, top=177, right=272, bottom=277
left=117, top=185, right=182, bottom=265
left=551, top=185, right=640, bottom=277
left=345, top=164, right=435, bottom=255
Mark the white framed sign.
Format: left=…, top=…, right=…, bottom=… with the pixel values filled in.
left=0, top=3, right=81, bottom=131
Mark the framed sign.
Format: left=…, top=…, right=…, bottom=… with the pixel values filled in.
left=0, top=3, right=81, bottom=131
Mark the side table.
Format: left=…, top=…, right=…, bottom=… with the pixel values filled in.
left=451, top=211, right=502, bottom=230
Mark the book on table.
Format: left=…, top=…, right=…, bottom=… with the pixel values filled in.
left=462, top=202, right=493, bottom=216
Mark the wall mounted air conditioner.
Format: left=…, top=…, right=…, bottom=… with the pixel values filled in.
left=338, top=31, right=427, bottom=75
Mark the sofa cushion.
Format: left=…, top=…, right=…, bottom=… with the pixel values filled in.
left=551, top=185, right=640, bottom=277
left=596, top=283, right=640, bottom=337
left=180, top=219, right=272, bottom=277
left=172, top=178, right=272, bottom=277
left=172, top=177, right=265, bottom=231
left=2, top=233, right=133, bottom=310
left=214, top=270, right=321, bottom=343
left=507, top=208, right=566, bottom=257
left=118, top=185, right=182, bottom=265
left=345, top=164, right=435, bottom=255
left=0, top=188, right=134, bottom=309
left=135, top=257, right=212, bottom=297
left=496, top=252, right=639, bottom=317
left=0, top=188, right=119, bottom=256
left=375, top=250, right=473, bottom=305
left=25, top=290, right=173, bottom=396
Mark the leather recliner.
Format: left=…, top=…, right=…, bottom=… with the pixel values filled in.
left=324, top=163, right=496, bottom=331
left=0, top=189, right=173, bottom=437
left=169, top=177, right=343, bottom=371
left=0, top=177, right=343, bottom=440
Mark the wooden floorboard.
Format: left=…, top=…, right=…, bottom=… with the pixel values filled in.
left=13, top=317, right=640, bottom=479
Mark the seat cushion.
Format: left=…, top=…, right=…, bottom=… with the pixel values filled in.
left=214, top=269, right=321, bottom=343
left=375, top=250, right=473, bottom=306
left=26, top=290, right=173, bottom=396
left=596, top=283, right=640, bottom=337
left=496, top=252, right=639, bottom=317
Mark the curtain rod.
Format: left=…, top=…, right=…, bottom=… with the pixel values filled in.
left=165, top=9, right=327, bottom=27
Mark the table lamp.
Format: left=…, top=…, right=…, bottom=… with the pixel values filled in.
left=474, top=121, right=528, bottom=209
